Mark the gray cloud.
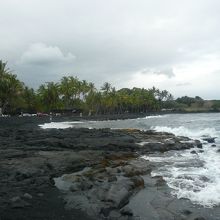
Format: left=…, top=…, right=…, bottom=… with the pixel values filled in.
left=16, top=43, right=76, bottom=88
left=176, top=82, right=191, bottom=87
left=211, top=70, right=220, bottom=75
left=154, top=68, right=175, bottom=78
left=141, top=68, right=175, bottom=78
left=1, top=0, right=220, bottom=98
left=18, top=43, right=75, bottom=66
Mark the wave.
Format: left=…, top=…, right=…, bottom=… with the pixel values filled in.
left=144, top=115, right=166, bottom=119
left=144, top=125, right=220, bottom=207
left=144, top=145, right=220, bottom=207
left=39, top=121, right=84, bottom=129
left=152, top=125, right=219, bottom=140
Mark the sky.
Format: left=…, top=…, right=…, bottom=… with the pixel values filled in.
left=1, top=0, right=220, bottom=99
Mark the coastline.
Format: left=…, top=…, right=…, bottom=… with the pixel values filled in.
left=1, top=109, right=220, bottom=124
left=0, top=117, right=214, bottom=220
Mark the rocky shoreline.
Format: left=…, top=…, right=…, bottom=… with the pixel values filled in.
left=0, top=118, right=216, bottom=220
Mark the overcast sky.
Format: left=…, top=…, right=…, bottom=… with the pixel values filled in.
left=1, top=0, right=220, bottom=99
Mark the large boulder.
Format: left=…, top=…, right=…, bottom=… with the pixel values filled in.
left=105, top=179, right=132, bottom=208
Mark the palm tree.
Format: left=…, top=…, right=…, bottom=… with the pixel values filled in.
left=0, top=60, right=24, bottom=113
left=80, top=80, right=90, bottom=100
left=0, top=61, right=10, bottom=75
left=88, top=82, right=96, bottom=92
left=101, top=82, right=111, bottom=94
left=22, top=86, right=38, bottom=112
left=60, top=76, right=71, bottom=108
left=38, top=82, right=60, bottom=111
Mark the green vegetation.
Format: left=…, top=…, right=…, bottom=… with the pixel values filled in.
left=176, top=96, right=204, bottom=107
left=175, top=96, right=219, bottom=112
left=0, top=60, right=219, bottom=115
left=0, top=61, right=24, bottom=114
left=0, top=61, right=174, bottom=115
left=212, top=100, right=220, bottom=111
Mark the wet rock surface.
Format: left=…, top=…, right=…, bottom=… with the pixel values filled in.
left=128, top=175, right=220, bottom=220
left=0, top=117, right=216, bottom=220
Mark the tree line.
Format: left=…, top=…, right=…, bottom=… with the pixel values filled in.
left=1, top=60, right=199, bottom=115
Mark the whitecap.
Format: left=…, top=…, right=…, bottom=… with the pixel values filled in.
left=145, top=115, right=166, bottom=119
left=151, top=125, right=219, bottom=140
left=39, top=121, right=84, bottom=129
left=142, top=140, right=220, bottom=207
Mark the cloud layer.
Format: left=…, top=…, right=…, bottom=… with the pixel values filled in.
left=19, top=43, right=75, bottom=65
left=1, top=0, right=220, bottom=98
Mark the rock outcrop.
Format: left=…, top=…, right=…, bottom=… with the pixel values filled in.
left=0, top=119, right=205, bottom=220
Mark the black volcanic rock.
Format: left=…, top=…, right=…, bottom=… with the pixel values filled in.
left=0, top=117, right=203, bottom=220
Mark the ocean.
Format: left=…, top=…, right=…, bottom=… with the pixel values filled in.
left=40, top=113, right=220, bottom=208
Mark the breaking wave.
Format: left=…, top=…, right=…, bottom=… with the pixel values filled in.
left=144, top=125, right=220, bottom=207
left=39, top=121, right=84, bottom=129
left=152, top=125, right=219, bottom=140
left=145, top=115, right=166, bottom=119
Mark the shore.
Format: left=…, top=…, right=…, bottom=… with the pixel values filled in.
left=0, top=117, right=218, bottom=220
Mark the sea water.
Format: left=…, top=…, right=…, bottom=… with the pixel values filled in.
left=40, top=113, right=220, bottom=207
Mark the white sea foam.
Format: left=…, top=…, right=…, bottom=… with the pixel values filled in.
left=137, top=141, right=163, bottom=146
left=54, top=176, right=73, bottom=191
left=152, top=125, right=219, bottom=140
left=143, top=125, right=220, bottom=207
left=145, top=115, right=165, bottom=119
left=39, top=121, right=84, bottom=129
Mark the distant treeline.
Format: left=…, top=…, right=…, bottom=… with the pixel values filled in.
left=0, top=60, right=218, bottom=115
